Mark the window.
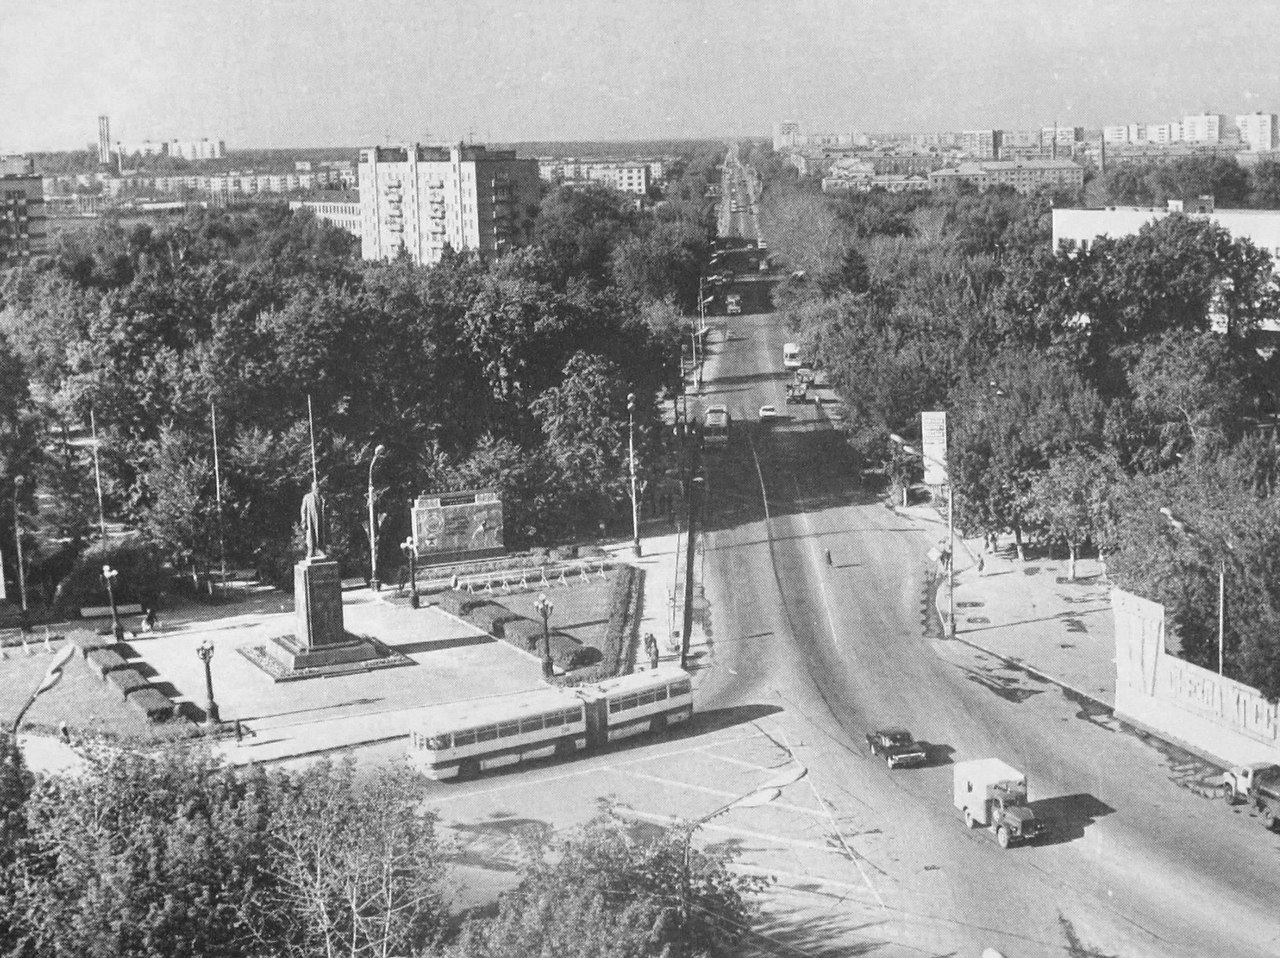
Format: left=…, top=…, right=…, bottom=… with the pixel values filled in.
left=670, top=679, right=692, bottom=697
left=454, top=729, right=477, bottom=746
left=498, top=721, right=519, bottom=738
left=520, top=716, right=544, bottom=734
left=477, top=725, right=498, bottom=743
left=545, top=711, right=564, bottom=727
left=426, top=735, right=450, bottom=750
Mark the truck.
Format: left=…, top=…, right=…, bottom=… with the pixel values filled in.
left=953, top=758, right=1046, bottom=848
left=726, top=292, right=742, bottom=315
left=783, top=343, right=801, bottom=369
left=785, top=382, right=808, bottom=404
left=1222, top=762, right=1280, bottom=831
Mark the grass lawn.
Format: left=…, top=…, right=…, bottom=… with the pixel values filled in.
left=482, top=571, right=617, bottom=652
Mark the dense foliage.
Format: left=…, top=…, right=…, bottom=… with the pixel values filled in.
left=0, top=747, right=763, bottom=958
left=0, top=174, right=711, bottom=594
left=757, top=150, right=1280, bottom=696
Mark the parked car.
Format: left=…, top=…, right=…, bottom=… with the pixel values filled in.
left=865, top=728, right=928, bottom=768
left=758, top=405, right=779, bottom=421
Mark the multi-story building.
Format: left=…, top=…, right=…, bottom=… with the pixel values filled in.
left=959, top=130, right=1003, bottom=159
left=1148, top=122, right=1183, bottom=145
left=0, top=156, right=46, bottom=264
left=359, top=143, right=540, bottom=266
left=1236, top=113, right=1278, bottom=151
left=1182, top=113, right=1226, bottom=144
left=169, top=138, right=226, bottom=160
left=98, top=116, right=111, bottom=164
left=289, top=197, right=361, bottom=237
left=773, top=122, right=802, bottom=151
left=929, top=158, right=1083, bottom=195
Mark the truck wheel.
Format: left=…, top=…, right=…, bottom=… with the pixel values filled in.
left=1223, top=784, right=1237, bottom=805
left=964, top=809, right=976, bottom=829
left=996, top=826, right=1011, bottom=849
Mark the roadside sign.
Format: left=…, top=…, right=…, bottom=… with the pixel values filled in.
left=921, top=411, right=948, bottom=486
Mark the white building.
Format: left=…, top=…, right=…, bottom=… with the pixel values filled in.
left=359, top=143, right=540, bottom=266
left=1182, top=113, right=1226, bottom=144
left=1236, top=113, right=1278, bottom=151
left=289, top=199, right=361, bottom=237
left=1147, top=122, right=1183, bottom=145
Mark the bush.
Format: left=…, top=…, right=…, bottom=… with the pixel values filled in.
left=432, top=591, right=470, bottom=617
left=86, top=647, right=128, bottom=678
left=126, top=686, right=175, bottom=722
left=504, top=618, right=544, bottom=651
left=554, top=564, right=643, bottom=684
left=72, top=633, right=115, bottom=659
left=53, top=539, right=166, bottom=616
left=105, top=668, right=150, bottom=701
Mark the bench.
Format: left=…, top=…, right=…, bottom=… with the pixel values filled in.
left=80, top=603, right=144, bottom=619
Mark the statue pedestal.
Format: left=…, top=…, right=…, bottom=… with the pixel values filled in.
left=241, top=558, right=412, bottom=681
left=294, top=558, right=344, bottom=648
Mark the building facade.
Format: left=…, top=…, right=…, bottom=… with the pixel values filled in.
left=538, top=158, right=653, bottom=195
left=289, top=198, right=361, bottom=236
left=359, top=143, right=540, bottom=266
left=959, top=129, right=1003, bottom=159
left=1237, top=113, right=1278, bottom=151
left=97, top=116, right=111, bottom=164
left=929, top=159, right=1083, bottom=195
left=0, top=156, right=46, bottom=264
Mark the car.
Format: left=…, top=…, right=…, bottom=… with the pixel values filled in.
left=826, top=405, right=848, bottom=422
left=865, top=728, right=928, bottom=768
left=758, top=405, right=779, bottom=421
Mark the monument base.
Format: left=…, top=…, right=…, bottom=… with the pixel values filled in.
left=238, top=632, right=412, bottom=683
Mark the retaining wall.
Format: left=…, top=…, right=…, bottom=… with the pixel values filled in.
left=1113, top=588, right=1280, bottom=766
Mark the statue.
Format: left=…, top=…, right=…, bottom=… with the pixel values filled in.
left=301, top=482, right=328, bottom=559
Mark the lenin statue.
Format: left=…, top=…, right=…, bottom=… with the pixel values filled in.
left=301, top=482, right=328, bottom=558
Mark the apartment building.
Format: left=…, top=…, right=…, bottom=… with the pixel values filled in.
left=359, top=143, right=540, bottom=266
left=116, top=137, right=226, bottom=160
left=1237, top=113, right=1278, bottom=151
left=1181, top=113, right=1226, bottom=144
left=0, top=156, right=46, bottom=263
left=929, top=159, right=1083, bottom=195
left=959, top=130, right=1003, bottom=159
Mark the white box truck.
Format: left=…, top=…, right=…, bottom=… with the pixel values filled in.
left=953, top=758, right=1045, bottom=848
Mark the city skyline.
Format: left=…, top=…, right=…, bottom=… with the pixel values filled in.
left=5, top=0, right=1280, bottom=152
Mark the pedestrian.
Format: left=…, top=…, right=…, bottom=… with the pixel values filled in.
left=645, top=632, right=659, bottom=670
left=825, top=548, right=833, bottom=568
left=450, top=572, right=459, bottom=592
left=141, top=608, right=158, bottom=633
left=977, top=554, right=985, bottom=576
left=59, top=721, right=70, bottom=744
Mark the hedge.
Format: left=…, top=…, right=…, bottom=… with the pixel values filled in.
left=105, top=668, right=150, bottom=701
left=470, top=605, right=521, bottom=638
left=127, top=686, right=176, bottom=722
left=72, top=633, right=116, bottom=659
left=86, top=647, right=129, bottom=678
left=504, top=618, right=545, bottom=652
left=554, top=564, right=642, bottom=685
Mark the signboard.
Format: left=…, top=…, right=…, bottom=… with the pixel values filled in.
left=411, top=489, right=504, bottom=565
left=920, top=411, right=948, bottom=486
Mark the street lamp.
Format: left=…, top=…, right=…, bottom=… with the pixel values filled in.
left=367, top=443, right=386, bottom=592
left=1159, top=506, right=1232, bottom=675
left=890, top=433, right=955, bottom=638
left=627, top=393, right=641, bottom=557
left=101, top=564, right=125, bottom=643
left=400, top=535, right=419, bottom=608
left=12, top=476, right=28, bottom=620
left=196, top=637, right=220, bottom=726
left=534, top=592, right=554, bottom=678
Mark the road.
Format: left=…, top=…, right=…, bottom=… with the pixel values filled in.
left=684, top=151, right=1280, bottom=956
left=346, top=151, right=1280, bottom=957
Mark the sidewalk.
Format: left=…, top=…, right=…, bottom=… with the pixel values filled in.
left=895, top=501, right=1117, bottom=710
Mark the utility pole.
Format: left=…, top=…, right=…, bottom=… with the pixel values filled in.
left=680, top=431, right=702, bottom=669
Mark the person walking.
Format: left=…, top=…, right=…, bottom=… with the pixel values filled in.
left=824, top=548, right=833, bottom=568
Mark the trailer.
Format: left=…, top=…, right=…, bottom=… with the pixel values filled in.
left=953, top=758, right=1045, bottom=848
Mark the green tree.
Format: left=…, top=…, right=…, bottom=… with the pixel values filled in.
left=1024, top=449, right=1118, bottom=579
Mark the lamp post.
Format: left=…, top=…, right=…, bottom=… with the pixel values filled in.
left=12, top=476, right=28, bottom=619
left=534, top=592, right=554, bottom=678
left=627, top=392, right=641, bottom=557
left=367, top=443, right=386, bottom=592
left=196, top=637, right=220, bottom=726
left=101, top=564, right=124, bottom=643
left=400, top=535, right=418, bottom=608
left=890, top=433, right=955, bottom=638
left=1160, top=507, right=1231, bottom=675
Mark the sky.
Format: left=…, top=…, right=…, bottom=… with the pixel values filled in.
left=4, top=0, right=1280, bottom=152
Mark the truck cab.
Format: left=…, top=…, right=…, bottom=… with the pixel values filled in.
left=1223, top=762, right=1280, bottom=831
left=726, top=292, right=742, bottom=315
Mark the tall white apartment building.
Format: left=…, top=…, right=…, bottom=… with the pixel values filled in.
left=1236, top=112, right=1278, bottom=151
left=358, top=143, right=540, bottom=266
left=1147, top=122, right=1183, bottom=145
left=1181, top=113, right=1225, bottom=144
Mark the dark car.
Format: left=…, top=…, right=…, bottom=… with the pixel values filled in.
left=865, top=728, right=929, bottom=768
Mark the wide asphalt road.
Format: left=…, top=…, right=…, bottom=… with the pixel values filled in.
left=689, top=287, right=1280, bottom=956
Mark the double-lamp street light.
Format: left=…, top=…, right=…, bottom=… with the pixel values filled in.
left=890, top=433, right=955, bottom=638
left=101, top=564, right=125, bottom=643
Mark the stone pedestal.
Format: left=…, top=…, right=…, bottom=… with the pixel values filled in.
left=294, top=558, right=344, bottom=648
left=238, top=557, right=413, bottom=682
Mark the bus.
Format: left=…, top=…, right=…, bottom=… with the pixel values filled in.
left=703, top=405, right=731, bottom=446
left=408, top=667, right=694, bottom=780
left=783, top=343, right=802, bottom=369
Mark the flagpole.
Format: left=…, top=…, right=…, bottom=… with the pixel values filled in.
left=306, top=394, right=319, bottom=488
left=90, top=408, right=108, bottom=544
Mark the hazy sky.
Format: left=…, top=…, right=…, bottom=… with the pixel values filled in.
left=5, top=0, right=1280, bottom=151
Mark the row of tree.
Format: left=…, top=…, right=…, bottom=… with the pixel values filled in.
left=0, top=741, right=763, bottom=958
left=755, top=152, right=1280, bottom=698
left=0, top=155, right=722, bottom=603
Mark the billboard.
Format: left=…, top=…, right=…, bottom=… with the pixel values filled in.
left=920, top=411, right=948, bottom=486
left=411, top=490, right=504, bottom=565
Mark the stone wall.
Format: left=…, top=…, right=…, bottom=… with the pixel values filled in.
left=1113, top=587, right=1280, bottom=765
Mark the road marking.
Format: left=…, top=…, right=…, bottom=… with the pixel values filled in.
left=425, top=732, right=759, bottom=805
left=619, top=769, right=829, bottom=818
